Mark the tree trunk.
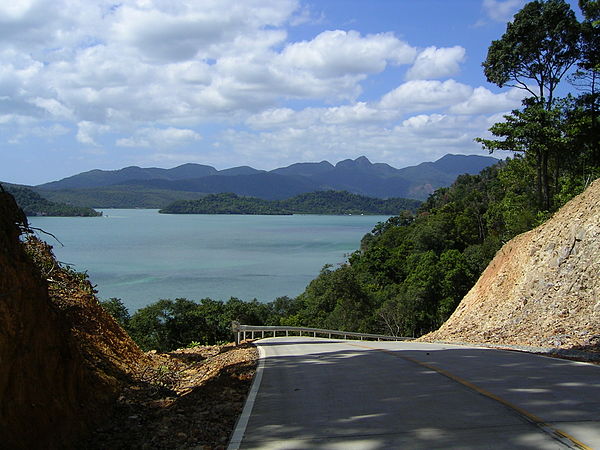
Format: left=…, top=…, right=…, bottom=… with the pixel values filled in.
left=541, top=151, right=551, bottom=211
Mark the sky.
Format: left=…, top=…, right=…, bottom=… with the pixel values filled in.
left=0, top=0, right=583, bottom=185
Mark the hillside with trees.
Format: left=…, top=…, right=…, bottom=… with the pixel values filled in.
left=1, top=184, right=101, bottom=217
left=159, top=191, right=421, bottom=215
left=102, top=0, right=599, bottom=351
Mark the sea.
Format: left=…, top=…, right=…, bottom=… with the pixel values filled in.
left=28, top=210, right=390, bottom=312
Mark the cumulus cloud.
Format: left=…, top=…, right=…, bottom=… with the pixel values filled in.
left=406, top=46, right=466, bottom=80
left=220, top=111, right=489, bottom=171
left=449, top=87, right=525, bottom=114
left=29, top=97, right=74, bottom=119
left=110, top=1, right=295, bottom=63
left=379, top=80, right=473, bottom=112
left=482, top=0, right=525, bottom=23
left=278, top=30, right=416, bottom=78
left=76, top=121, right=110, bottom=146
left=117, top=127, right=202, bottom=148
left=0, top=0, right=520, bottom=179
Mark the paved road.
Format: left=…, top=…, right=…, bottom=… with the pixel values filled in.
left=229, top=337, right=599, bottom=449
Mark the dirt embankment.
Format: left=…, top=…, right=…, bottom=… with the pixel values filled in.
left=0, top=188, right=257, bottom=448
left=0, top=188, right=146, bottom=448
left=423, top=179, right=600, bottom=355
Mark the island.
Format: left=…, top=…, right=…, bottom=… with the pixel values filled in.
left=158, top=191, right=421, bottom=215
left=2, top=184, right=101, bottom=217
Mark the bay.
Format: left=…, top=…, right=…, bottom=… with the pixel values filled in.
left=29, top=210, right=389, bottom=312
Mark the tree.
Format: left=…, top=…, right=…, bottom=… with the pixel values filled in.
left=128, top=298, right=208, bottom=351
left=482, top=0, right=580, bottom=108
left=100, top=297, right=130, bottom=328
left=476, top=99, right=566, bottom=209
left=570, top=0, right=600, bottom=167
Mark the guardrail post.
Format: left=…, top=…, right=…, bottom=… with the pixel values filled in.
left=286, top=330, right=289, bottom=336
left=313, top=331, right=316, bottom=337
left=262, top=330, right=264, bottom=338
left=231, top=321, right=240, bottom=346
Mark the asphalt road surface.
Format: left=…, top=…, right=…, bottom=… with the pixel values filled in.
left=228, top=337, right=599, bottom=449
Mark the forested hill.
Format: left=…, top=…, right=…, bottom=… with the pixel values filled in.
left=159, top=191, right=421, bottom=215
left=1, top=184, right=101, bottom=217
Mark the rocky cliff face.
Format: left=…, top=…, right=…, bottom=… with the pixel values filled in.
left=423, top=179, right=600, bottom=352
left=0, top=188, right=145, bottom=448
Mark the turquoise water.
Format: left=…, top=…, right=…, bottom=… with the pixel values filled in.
left=29, top=210, right=389, bottom=311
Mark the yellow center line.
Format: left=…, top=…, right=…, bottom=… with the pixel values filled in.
left=347, top=342, right=592, bottom=450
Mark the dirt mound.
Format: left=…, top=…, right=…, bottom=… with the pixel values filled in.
left=0, top=188, right=146, bottom=449
left=85, top=343, right=257, bottom=449
left=423, top=179, right=600, bottom=353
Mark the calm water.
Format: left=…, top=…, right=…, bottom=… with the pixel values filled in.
left=29, top=210, right=388, bottom=311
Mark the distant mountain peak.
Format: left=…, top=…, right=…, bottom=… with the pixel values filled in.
left=35, top=153, right=499, bottom=202
left=335, top=156, right=372, bottom=169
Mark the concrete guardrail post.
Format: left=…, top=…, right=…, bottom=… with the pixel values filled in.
left=232, top=321, right=241, bottom=345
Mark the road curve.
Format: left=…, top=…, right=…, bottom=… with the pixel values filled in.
left=228, top=337, right=599, bottom=449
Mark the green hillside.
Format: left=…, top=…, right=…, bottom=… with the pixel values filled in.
left=38, top=185, right=205, bottom=209
left=1, top=184, right=101, bottom=217
left=159, top=191, right=421, bottom=215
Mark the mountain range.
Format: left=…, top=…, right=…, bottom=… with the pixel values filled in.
left=33, top=154, right=499, bottom=208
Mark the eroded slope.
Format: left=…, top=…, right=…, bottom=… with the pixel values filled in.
left=423, top=179, right=600, bottom=352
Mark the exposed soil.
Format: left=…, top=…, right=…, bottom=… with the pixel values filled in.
left=1, top=190, right=144, bottom=449
left=84, top=342, right=258, bottom=449
left=1, top=187, right=258, bottom=448
left=422, top=179, right=600, bottom=360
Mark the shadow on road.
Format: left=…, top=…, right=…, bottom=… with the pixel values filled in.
left=238, top=339, right=600, bottom=449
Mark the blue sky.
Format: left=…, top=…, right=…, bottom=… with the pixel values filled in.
left=0, top=0, right=583, bottom=185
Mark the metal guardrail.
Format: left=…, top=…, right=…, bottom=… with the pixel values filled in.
left=232, top=323, right=413, bottom=345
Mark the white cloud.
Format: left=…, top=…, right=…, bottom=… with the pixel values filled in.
left=482, top=0, right=525, bottom=23
left=406, top=46, right=466, bottom=80
left=30, top=98, right=74, bottom=119
left=246, top=108, right=297, bottom=129
left=0, top=0, right=519, bottom=179
left=117, top=127, right=202, bottom=148
left=449, top=87, right=525, bottom=114
left=76, top=120, right=109, bottom=145
left=219, top=112, right=490, bottom=171
left=278, top=30, right=416, bottom=78
left=109, top=0, right=297, bottom=63
left=379, top=80, right=473, bottom=112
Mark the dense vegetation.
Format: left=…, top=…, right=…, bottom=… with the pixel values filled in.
left=39, top=185, right=204, bottom=209
left=100, top=0, right=599, bottom=351
left=159, top=191, right=421, bottom=215
left=1, top=184, right=101, bottom=217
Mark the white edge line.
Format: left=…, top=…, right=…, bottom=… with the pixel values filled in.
left=227, top=344, right=266, bottom=450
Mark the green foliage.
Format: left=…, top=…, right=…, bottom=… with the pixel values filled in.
left=160, top=193, right=286, bottom=215
left=476, top=99, right=569, bottom=210
left=100, top=298, right=131, bottom=328
left=39, top=186, right=205, bottom=209
left=159, top=191, right=421, bottom=215
left=482, top=0, right=580, bottom=104
left=108, top=158, right=596, bottom=349
left=2, top=184, right=101, bottom=217
left=123, top=296, right=279, bottom=351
